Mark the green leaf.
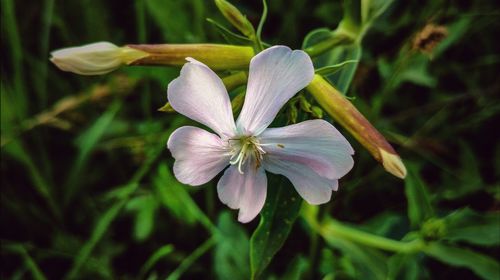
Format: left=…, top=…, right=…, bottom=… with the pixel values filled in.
left=65, top=199, right=126, bottom=279
left=250, top=175, right=302, bottom=279
left=342, top=0, right=362, bottom=33
left=361, top=0, right=395, bottom=28
left=302, top=28, right=361, bottom=94
left=65, top=100, right=122, bottom=204
left=125, top=195, right=158, bottom=241
left=139, top=244, right=175, bottom=278
left=441, top=142, right=483, bottom=199
left=424, top=242, right=500, bottom=280
left=387, top=253, right=424, bottom=280
left=443, top=208, right=500, bottom=246
left=206, top=18, right=254, bottom=45
left=214, top=212, right=250, bottom=280
left=315, top=60, right=359, bottom=76
left=323, top=236, right=388, bottom=280
left=279, top=255, right=309, bottom=280
left=153, top=163, right=214, bottom=231
left=404, top=163, right=434, bottom=227
left=145, top=0, right=205, bottom=42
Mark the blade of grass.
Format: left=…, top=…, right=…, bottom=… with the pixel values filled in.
left=4, top=244, right=48, bottom=280
left=139, top=244, right=175, bottom=278
left=1, top=0, right=27, bottom=117
left=35, top=0, right=55, bottom=109
left=166, top=237, right=217, bottom=280
left=64, top=119, right=186, bottom=279
left=64, top=100, right=122, bottom=205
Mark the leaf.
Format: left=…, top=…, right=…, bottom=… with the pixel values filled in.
left=302, top=28, right=362, bottom=94
left=65, top=199, right=126, bottom=279
left=315, top=60, right=359, bottom=76
left=139, top=244, right=175, bottom=278
left=361, top=0, right=395, bottom=28
left=387, top=253, right=424, bottom=280
left=249, top=175, right=302, bottom=279
left=214, top=212, right=250, bottom=280
left=153, top=163, right=214, bottom=230
left=206, top=18, right=253, bottom=46
left=319, top=219, right=389, bottom=280
left=443, top=208, right=500, bottom=246
left=404, top=163, right=434, bottom=227
left=125, top=195, right=158, bottom=241
left=329, top=238, right=388, bottom=280
left=441, top=142, right=483, bottom=199
left=65, top=100, right=122, bottom=204
left=145, top=0, right=205, bottom=42
left=342, top=0, right=362, bottom=32
left=424, top=242, right=500, bottom=280
left=279, top=255, right=309, bottom=280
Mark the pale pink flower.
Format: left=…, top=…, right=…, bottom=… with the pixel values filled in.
left=167, top=46, right=354, bottom=223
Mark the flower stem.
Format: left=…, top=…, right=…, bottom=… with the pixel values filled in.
left=166, top=237, right=217, bottom=280
left=320, top=219, right=425, bottom=253
left=304, top=31, right=355, bottom=57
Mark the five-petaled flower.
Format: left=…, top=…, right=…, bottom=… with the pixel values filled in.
left=167, top=46, right=354, bottom=223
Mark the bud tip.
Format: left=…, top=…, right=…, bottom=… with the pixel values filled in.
left=379, top=148, right=407, bottom=179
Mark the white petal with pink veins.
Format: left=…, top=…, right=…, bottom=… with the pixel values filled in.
left=168, top=58, right=236, bottom=138
left=260, top=119, right=354, bottom=180
left=167, top=126, right=231, bottom=186
left=217, top=160, right=267, bottom=223
left=264, top=157, right=339, bottom=205
left=236, top=46, right=314, bottom=135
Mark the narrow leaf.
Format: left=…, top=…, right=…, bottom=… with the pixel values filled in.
left=315, top=60, right=359, bottom=76
left=214, top=212, right=250, bottom=280
left=424, top=242, right=500, bottom=280
left=443, top=208, right=500, bottom=246
left=250, top=175, right=302, bottom=279
left=139, top=244, right=175, bottom=278
left=405, top=163, right=434, bottom=227
left=206, top=18, right=253, bottom=45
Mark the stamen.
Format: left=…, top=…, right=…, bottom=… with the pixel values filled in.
left=228, top=136, right=265, bottom=174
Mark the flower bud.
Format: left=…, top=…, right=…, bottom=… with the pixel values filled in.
left=127, top=44, right=254, bottom=70
left=306, top=74, right=407, bottom=179
left=310, top=106, right=323, bottom=119
left=50, top=42, right=148, bottom=75
left=214, top=0, right=256, bottom=38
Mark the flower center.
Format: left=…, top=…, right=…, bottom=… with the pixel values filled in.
left=229, top=136, right=266, bottom=174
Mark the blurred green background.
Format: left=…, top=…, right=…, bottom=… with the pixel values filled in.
left=1, top=0, right=499, bottom=279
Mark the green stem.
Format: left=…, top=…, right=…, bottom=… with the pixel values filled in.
left=166, top=237, right=216, bottom=280
left=319, top=219, right=425, bottom=253
left=304, top=31, right=356, bottom=57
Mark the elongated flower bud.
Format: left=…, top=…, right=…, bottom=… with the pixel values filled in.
left=306, top=74, right=407, bottom=179
left=51, top=43, right=255, bottom=75
left=50, top=42, right=148, bottom=75
left=127, top=44, right=254, bottom=70
left=214, top=0, right=256, bottom=38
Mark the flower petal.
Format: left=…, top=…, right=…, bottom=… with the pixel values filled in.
left=263, top=158, right=338, bottom=205
left=260, top=120, right=354, bottom=180
left=168, top=58, right=236, bottom=138
left=167, top=126, right=231, bottom=186
left=236, top=46, right=314, bottom=135
left=217, top=161, right=267, bottom=223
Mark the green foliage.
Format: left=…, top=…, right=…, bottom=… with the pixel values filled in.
left=404, top=163, right=434, bottom=228
left=303, top=28, right=362, bottom=94
left=1, top=0, right=499, bottom=279
left=250, top=175, right=302, bottom=279
left=214, top=212, right=250, bottom=280
left=424, top=242, right=500, bottom=280
left=443, top=208, right=500, bottom=246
